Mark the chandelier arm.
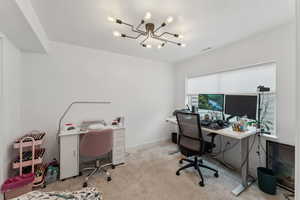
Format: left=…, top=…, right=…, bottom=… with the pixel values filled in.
left=153, top=25, right=164, bottom=33
left=124, top=33, right=144, bottom=39
left=122, top=22, right=146, bottom=35
left=155, top=32, right=176, bottom=38
left=136, top=20, right=144, bottom=30
left=140, top=34, right=150, bottom=45
left=137, top=27, right=146, bottom=33
left=152, top=36, right=178, bottom=45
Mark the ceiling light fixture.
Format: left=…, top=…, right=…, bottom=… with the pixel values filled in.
left=108, top=12, right=186, bottom=49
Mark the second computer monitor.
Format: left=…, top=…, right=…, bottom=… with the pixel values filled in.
left=225, top=95, right=257, bottom=120
left=198, top=94, right=224, bottom=112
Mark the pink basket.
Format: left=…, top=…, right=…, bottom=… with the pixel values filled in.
left=1, top=173, right=34, bottom=192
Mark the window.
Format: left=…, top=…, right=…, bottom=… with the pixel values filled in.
left=186, top=62, right=276, bottom=135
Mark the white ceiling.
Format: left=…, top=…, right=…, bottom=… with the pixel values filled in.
left=0, top=0, right=47, bottom=52
left=30, top=0, right=295, bottom=63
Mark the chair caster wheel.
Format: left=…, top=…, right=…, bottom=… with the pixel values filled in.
left=176, top=171, right=180, bottom=176
left=112, top=165, right=115, bottom=169
left=107, top=177, right=112, bottom=182
left=199, top=181, right=204, bottom=187
left=179, top=160, right=183, bottom=164
left=214, top=173, right=219, bottom=178
left=83, top=182, right=88, bottom=188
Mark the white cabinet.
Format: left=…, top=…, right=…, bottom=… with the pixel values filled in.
left=59, top=127, right=126, bottom=180
left=59, top=134, right=79, bottom=180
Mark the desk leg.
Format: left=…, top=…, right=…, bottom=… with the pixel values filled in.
left=231, top=137, right=255, bottom=196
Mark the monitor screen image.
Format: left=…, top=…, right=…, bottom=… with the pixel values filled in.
left=225, top=95, right=257, bottom=120
left=198, top=94, right=224, bottom=112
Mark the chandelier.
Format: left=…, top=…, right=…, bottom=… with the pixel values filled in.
left=107, top=12, right=186, bottom=49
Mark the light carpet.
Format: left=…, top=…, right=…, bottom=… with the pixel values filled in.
left=43, top=141, right=293, bottom=200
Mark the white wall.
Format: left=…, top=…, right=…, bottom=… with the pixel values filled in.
left=296, top=0, right=300, bottom=197
left=0, top=37, right=3, bottom=200
left=174, top=23, right=296, bottom=173
left=0, top=34, right=22, bottom=197
left=21, top=41, right=175, bottom=160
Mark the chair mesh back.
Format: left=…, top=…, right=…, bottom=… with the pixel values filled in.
left=80, top=128, right=113, bottom=157
left=176, top=112, right=203, bottom=153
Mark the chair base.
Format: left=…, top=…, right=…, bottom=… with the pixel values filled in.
left=176, top=157, right=218, bottom=187
left=81, top=160, right=113, bottom=187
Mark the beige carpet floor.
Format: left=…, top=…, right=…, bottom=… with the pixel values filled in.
left=43, top=141, right=294, bottom=200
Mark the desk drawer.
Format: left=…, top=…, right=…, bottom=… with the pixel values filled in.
left=114, top=134, right=125, bottom=144
left=112, top=128, right=125, bottom=165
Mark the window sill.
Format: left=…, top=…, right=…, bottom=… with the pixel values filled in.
left=261, top=133, right=278, bottom=140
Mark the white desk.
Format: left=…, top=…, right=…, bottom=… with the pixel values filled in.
left=166, top=116, right=256, bottom=196
left=59, top=125, right=125, bottom=180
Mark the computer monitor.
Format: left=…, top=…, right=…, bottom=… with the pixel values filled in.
left=198, top=94, right=224, bottom=112
left=225, top=95, right=257, bottom=120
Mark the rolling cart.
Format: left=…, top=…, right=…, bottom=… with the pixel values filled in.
left=13, top=131, right=47, bottom=188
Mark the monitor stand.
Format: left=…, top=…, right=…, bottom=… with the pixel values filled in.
left=226, top=115, right=235, bottom=122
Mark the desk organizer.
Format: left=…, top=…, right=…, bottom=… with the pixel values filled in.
left=13, top=148, right=45, bottom=169
left=14, top=132, right=45, bottom=149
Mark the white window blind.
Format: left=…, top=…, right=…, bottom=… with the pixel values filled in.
left=187, top=74, right=219, bottom=94
left=187, top=62, right=276, bottom=94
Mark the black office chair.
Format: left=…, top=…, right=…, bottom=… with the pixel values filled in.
left=175, top=112, right=219, bottom=187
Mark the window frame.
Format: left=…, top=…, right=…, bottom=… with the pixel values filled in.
left=185, top=61, right=277, bottom=137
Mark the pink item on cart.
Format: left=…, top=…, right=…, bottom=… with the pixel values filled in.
left=1, top=137, right=36, bottom=200
left=1, top=173, right=34, bottom=192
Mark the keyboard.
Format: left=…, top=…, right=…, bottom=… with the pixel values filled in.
left=200, top=120, right=229, bottom=130
left=208, top=122, right=224, bottom=130
left=200, top=120, right=212, bottom=127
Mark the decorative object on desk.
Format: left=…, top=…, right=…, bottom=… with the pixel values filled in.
left=111, top=117, right=125, bottom=127
left=231, top=119, right=248, bottom=132
left=112, top=118, right=119, bottom=126
left=63, top=123, right=76, bottom=131
left=204, top=114, right=210, bottom=121
left=88, top=123, right=106, bottom=130
left=81, top=120, right=107, bottom=130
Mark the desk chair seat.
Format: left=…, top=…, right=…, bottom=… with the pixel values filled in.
left=175, top=112, right=219, bottom=187
left=79, top=128, right=114, bottom=187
